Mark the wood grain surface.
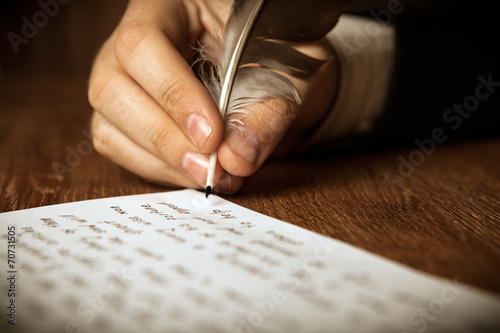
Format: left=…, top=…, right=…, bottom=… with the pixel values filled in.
left=1, top=77, right=499, bottom=296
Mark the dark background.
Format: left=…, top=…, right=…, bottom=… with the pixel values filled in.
left=371, top=0, right=500, bottom=146
left=0, top=0, right=127, bottom=78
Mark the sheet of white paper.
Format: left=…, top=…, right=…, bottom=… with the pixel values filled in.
left=0, top=189, right=499, bottom=333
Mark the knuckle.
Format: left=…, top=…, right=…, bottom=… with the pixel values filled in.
left=140, top=177, right=176, bottom=188
left=90, top=114, right=111, bottom=157
left=247, top=99, right=294, bottom=144
left=114, top=19, right=149, bottom=65
left=88, top=67, right=117, bottom=110
left=262, top=99, right=294, bottom=129
left=145, top=123, right=171, bottom=157
left=158, top=75, right=187, bottom=112
left=266, top=100, right=295, bottom=137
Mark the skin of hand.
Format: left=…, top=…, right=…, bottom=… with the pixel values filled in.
left=88, top=0, right=338, bottom=194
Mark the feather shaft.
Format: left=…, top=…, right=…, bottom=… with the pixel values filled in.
left=219, top=0, right=266, bottom=118
left=206, top=0, right=266, bottom=195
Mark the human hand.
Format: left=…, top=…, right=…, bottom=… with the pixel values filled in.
left=89, top=0, right=338, bottom=194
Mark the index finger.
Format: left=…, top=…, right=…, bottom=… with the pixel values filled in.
left=113, top=17, right=223, bottom=153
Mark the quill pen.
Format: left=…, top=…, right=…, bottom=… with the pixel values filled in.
left=203, top=0, right=350, bottom=197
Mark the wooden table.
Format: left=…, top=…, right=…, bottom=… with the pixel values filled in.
left=1, top=76, right=499, bottom=296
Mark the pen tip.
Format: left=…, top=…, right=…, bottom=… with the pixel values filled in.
left=205, top=186, right=212, bottom=198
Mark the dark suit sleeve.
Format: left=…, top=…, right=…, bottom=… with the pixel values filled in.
left=363, top=0, right=500, bottom=147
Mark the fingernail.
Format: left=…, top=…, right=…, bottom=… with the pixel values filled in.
left=215, top=172, right=232, bottom=193
left=226, top=128, right=261, bottom=165
left=182, top=152, right=209, bottom=184
left=187, top=114, right=212, bottom=149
